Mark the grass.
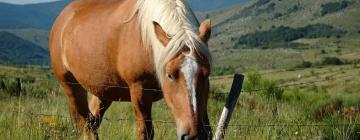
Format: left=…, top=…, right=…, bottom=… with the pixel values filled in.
left=0, top=64, right=359, bottom=139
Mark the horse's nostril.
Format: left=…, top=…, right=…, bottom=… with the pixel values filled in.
left=181, top=134, right=186, bottom=140
left=181, top=134, right=196, bottom=140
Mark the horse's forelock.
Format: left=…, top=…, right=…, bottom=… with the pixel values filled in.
left=136, top=0, right=211, bottom=85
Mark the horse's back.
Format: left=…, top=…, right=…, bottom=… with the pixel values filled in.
left=50, top=0, right=137, bottom=75
left=50, top=0, right=150, bottom=101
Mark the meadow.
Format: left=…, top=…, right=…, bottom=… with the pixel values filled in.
left=0, top=0, right=359, bottom=139
left=0, top=61, right=359, bottom=140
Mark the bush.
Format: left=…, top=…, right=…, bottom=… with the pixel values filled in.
left=1, top=78, right=22, bottom=96
left=262, top=79, right=284, bottom=100
left=243, top=71, right=284, bottom=100
left=296, top=61, right=313, bottom=68
left=235, top=24, right=345, bottom=48
left=255, top=0, right=270, bottom=7
left=211, top=66, right=235, bottom=76
left=322, top=57, right=343, bottom=65
left=209, top=84, right=227, bottom=101
left=321, top=1, right=349, bottom=16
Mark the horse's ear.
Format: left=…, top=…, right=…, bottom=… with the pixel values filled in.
left=153, top=21, right=170, bottom=46
left=199, top=19, right=211, bottom=43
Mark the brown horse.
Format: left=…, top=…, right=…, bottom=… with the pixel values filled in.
left=50, top=0, right=212, bottom=140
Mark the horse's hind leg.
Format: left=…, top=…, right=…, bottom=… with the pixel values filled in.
left=57, top=73, right=94, bottom=139
left=88, top=95, right=112, bottom=137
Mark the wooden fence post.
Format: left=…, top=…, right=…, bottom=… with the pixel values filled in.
left=213, top=74, right=244, bottom=140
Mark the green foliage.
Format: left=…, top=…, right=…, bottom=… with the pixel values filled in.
left=321, top=123, right=360, bottom=140
left=209, top=84, right=227, bottom=101
left=255, top=0, right=270, bottom=7
left=287, top=5, right=299, bottom=13
left=235, top=24, right=345, bottom=48
left=296, top=61, right=313, bottom=68
left=0, top=78, right=21, bottom=96
left=211, top=66, right=236, bottom=76
left=0, top=1, right=71, bottom=29
left=322, top=57, right=344, bottom=65
left=0, top=31, right=49, bottom=65
left=243, top=71, right=284, bottom=100
left=321, top=1, right=349, bottom=16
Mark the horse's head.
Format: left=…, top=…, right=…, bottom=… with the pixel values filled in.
left=153, top=20, right=212, bottom=140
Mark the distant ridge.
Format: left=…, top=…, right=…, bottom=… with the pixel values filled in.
left=0, top=0, right=71, bottom=29
left=0, top=31, right=49, bottom=65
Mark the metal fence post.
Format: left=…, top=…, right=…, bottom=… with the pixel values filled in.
left=213, top=74, right=244, bottom=140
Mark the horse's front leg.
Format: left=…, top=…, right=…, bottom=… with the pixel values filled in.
left=130, top=82, right=154, bottom=140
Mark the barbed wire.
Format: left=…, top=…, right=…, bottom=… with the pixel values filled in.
left=6, top=110, right=360, bottom=128
left=241, top=73, right=356, bottom=93
left=1, top=73, right=358, bottom=95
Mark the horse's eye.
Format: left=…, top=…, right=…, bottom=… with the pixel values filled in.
left=167, top=74, right=175, bottom=81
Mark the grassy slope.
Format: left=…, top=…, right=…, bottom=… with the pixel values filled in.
left=0, top=31, right=49, bottom=65
left=1, top=64, right=359, bottom=139
left=0, top=28, right=49, bottom=50
left=198, top=0, right=360, bottom=71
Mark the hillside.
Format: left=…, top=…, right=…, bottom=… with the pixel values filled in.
left=199, top=0, right=360, bottom=72
left=0, top=0, right=71, bottom=29
left=0, top=28, right=49, bottom=50
left=0, top=31, right=49, bottom=65
left=0, top=0, right=248, bottom=30
left=205, top=0, right=360, bottom=49
left=0, top=0, right=359, bottom=70
left=190, top=0, right=248, bottom=11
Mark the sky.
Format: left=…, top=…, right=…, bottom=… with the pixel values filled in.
left=0, top=0, right=58, bottom=4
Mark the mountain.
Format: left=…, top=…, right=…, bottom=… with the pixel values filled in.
left=0, top=31, right=49, bottom=65
left=200, top=0, right=360, bottom=71
left=0, top=0, right=248, bottom=29
left=189, top=0, right=248, bottom=11
left=0, top=0, right=71, bottom=29
left=0, top=0, right=359, bottom=69
left=0, top=28, right=49, bottom=50
left=203, top=0, right=360, bottom=49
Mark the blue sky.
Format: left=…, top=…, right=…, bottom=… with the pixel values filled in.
left=0, top=0, right=58, bottom=4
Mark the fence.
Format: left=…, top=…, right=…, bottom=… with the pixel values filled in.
left=1, top=71, right=360, bottom=139
left=4, top=109, right=360, bottom=140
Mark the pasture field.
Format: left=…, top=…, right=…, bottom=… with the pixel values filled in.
left=0, top=63, right=360, bottom=140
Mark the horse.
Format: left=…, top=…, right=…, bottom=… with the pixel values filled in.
left=49, top=0, right=212, bottom=139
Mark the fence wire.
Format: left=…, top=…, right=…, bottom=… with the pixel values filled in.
left=6, top=110, right=360, bottom=128
left=1, top=71, right=360, bottom=139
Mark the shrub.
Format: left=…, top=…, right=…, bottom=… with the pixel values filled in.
left=321, top=1, right=349, bottom=16
left=262, top=79, right=284, bottom=100
left=211, top=66, right=235, bottom=76
left=209, top=84, right=227, bottom=101
left=235, top=24, right=345, bottom=48
left=296, top=61, right=313, bottom=68
left=255, top=0, right=270, bottom=7
left=1, top=78, right=22, bottom=96
left=322, top=57, right=344, bottom=65
left=243, top=71, right=284, bottom=100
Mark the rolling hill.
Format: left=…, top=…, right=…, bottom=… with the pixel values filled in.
left=0, top=0, right=71, bottom=30
left=0, top=0, right=248, bottom=29
left=0, top=0, right=359, bottom=69
left=203, top=0, right=360, bottom=49
left=189, top=0, right=248, bottom=11
left=0, top=31, right=49, bottom=65
left=195, top=0, right=360, bottom=72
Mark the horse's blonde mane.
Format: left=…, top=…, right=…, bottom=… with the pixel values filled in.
left=136, top=0, right=212, bottom=84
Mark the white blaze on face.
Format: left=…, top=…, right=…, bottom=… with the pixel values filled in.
left=180, top=56, right=198, bottom=112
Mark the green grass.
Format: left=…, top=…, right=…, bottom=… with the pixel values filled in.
left=0, top=64, right=359, bottom=139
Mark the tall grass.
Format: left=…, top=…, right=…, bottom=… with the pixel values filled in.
left=0, top=65, right=359, bottom=139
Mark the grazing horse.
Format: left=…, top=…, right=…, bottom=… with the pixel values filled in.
left=50, top=0, right=212, bottom=139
